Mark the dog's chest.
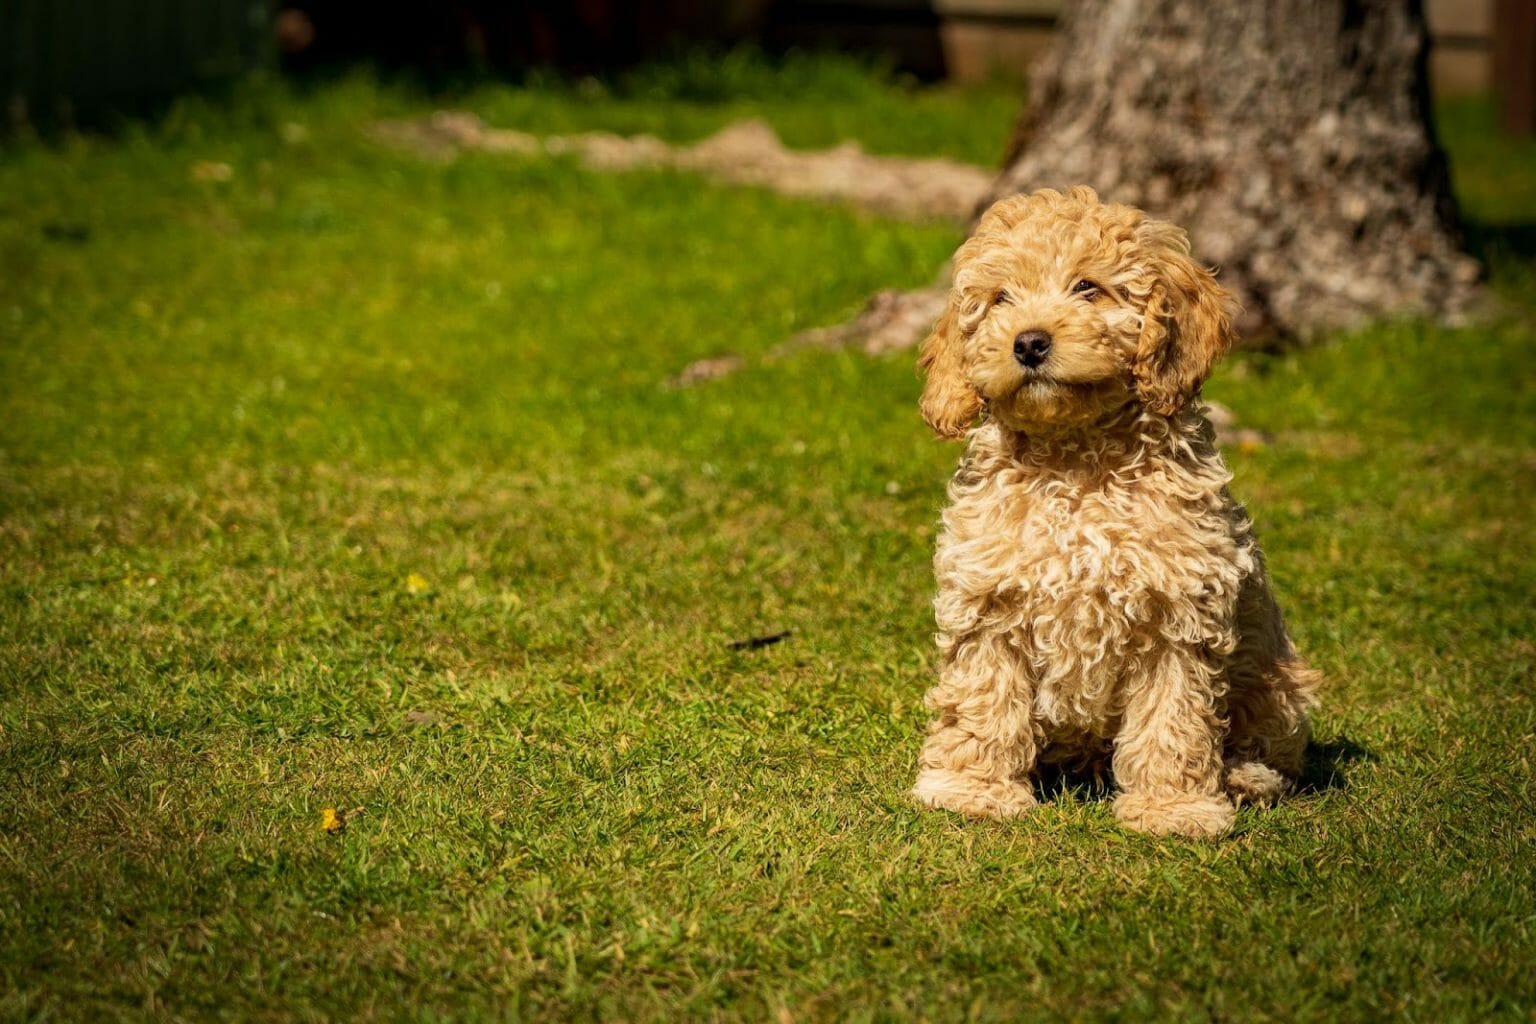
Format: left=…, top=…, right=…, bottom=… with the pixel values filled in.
left=936, top=468, right=1248, bottom=728
left=939, top=472, right=1231, bottom=607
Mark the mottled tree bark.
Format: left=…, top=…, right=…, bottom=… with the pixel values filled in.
left=828, top=0, right=1480, bottom=352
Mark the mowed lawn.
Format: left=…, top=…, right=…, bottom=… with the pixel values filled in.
left=2, top=61, right=1534, bottom=1021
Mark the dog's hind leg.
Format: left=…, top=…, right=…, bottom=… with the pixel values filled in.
left=913, top=630, right=1039, bottom=820
left=1223, top=573, right=1321, bottom=806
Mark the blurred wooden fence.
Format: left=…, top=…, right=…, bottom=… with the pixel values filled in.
left=775, top=0, right=1509, bottom=96
left=772, top=0, right=1532, bottom=132
left=4, top=0, right=1527, bottom=134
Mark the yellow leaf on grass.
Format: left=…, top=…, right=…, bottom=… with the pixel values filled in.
left=404, top=572, right=430, bottom=595
left=321, top=807, right=344, bottom=833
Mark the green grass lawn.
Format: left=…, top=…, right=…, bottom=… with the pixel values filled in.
left=2, top=60, right=1534, bottom=1021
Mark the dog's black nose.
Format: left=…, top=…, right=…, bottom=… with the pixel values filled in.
left=1013, top=330, right=1052, bottom=368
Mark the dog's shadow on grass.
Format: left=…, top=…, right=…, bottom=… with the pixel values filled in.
left=1295, top=735, right=1374, bottom=795
left=1028, top=735, right=1373, bottom=804
left=1032, top=760, right=1114, bottom=805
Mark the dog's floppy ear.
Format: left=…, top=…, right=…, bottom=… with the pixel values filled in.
left=918, top=292, right=982, bottom=439
left=1132, top=223, right=1238, bottom=417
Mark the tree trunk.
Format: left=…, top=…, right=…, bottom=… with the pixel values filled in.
left=827, top=0, right=1480, bottom=351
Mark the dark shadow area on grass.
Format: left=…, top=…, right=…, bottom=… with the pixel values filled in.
left=1295, top=734, right=1373, bottom=795
left=1024, top=734, right=1372, bottom=805
left=1032, top=757, right=1113, bottom=805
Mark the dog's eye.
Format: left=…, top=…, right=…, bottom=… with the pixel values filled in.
left=1072, top=279, right=1100, bottom=298
left=993, top=291, right=1012, bottom=306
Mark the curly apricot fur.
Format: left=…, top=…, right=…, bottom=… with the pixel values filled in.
left=913, top=188, right=1319, bottom=837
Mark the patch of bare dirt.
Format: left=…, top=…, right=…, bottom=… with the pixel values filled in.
left=371, top=112, right=992, bottom=222
left=664, top=354, right=746, bottom=389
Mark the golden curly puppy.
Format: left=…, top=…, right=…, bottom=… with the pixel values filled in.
left=912, top=187, right=1319, bottom=837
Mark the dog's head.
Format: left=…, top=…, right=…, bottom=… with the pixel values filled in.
left=918, top=186, right=1238, bottom=438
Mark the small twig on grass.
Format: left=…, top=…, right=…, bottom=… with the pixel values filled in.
left=727, top=631, right=792, bottom=651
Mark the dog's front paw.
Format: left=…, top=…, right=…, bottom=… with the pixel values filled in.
left=912, top=768, right=1037, bottom=820
left=1113, top=790, right=1235, bottom=838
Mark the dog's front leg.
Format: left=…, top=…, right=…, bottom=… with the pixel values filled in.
left=912, top=631, right=1039, bottom=819
left=1112, top=645, right=1235, bottom=837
